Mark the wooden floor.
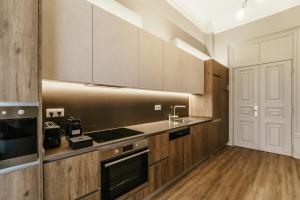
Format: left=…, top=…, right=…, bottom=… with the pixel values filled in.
left=154, top=147, right=300, bottom=200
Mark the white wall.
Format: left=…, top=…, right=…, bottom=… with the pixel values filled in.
left=214, top=5, right=300, bottom=66
left=116, top=0, right=209, bottom=55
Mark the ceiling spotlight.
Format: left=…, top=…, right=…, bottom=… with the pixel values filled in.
left=237, top=8, right=245, bottom=20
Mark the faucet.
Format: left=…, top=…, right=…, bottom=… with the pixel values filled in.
left=169, top=105, right=186, bottom=121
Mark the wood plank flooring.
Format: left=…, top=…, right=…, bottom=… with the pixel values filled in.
left=154, top=147, right=300, bottom=200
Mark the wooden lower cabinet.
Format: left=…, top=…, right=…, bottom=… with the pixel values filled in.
left=191, top=123, right=210, bottom=165
left=44, top=151, right=100, bottom=200
left=80, top=191, right=100, bottom=200
left=148, top=158, right=169, bottom=193
left=124, top=187, right=149, bottom=200
left=168, top=133, right=192, bottom=180
left=0, top=166, right=38, bottom=200
left=148, top=132, right=169, bottom=165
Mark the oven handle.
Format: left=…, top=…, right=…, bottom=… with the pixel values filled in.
left=104, top=149, right=150, bottom=168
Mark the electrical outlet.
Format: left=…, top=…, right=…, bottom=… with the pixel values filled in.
left=46, top=108, right=65, bottom=118
left=154, top=105, right=162, bottom=111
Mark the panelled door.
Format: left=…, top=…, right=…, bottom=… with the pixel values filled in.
left=260, top=61, right=292, bottom=155
left=234, top=66, right=260, bottom=150
left=234, top=61, right=292, bottom=155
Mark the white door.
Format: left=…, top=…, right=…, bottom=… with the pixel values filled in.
left=234, top=61, right=292, bottom=156
left=234, top=66, right=260, bottom=150
left=260, top=61, right=292, bottom=156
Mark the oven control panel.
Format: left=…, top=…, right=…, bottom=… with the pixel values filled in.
left=100, top=139, right=148, bottom=161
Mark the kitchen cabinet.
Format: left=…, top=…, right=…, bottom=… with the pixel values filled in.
left=44, top=151, right=99, bottom=200
left=167, top=128, right=192, bottom=180
left=189, top=60, right=229, bottom=154
left=42, top=0, right=93, bottom=83
left=0, top=0, right=38, bottom=102
left=93, top=6, right=139, bottom=88
left=182, top=51, right=204, bottom=94
left=80, top=191, right=100, bottom=200
left=148, top=158, right=169, bottom=193
left=124, top=187, right=149, bottom=200
left=148, top=132, right=169, bottom=165
left=139, top=30, right=164, bottom=90
left=191, top=122, right=210, bottom=165
left=163, top=42, right=184, bottom=92
left=0, top=166, right=39, bottom=200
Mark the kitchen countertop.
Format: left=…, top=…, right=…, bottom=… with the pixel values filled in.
left=43, top=116, right=212, bottom=163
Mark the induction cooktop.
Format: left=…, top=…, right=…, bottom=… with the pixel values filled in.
left=85, top=128, right=144, bottom=143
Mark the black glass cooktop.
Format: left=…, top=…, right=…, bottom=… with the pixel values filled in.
left=86, top=128, right=144, bottom=143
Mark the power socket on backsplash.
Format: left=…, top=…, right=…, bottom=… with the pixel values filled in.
left=46, top=108, right=65, bottom=118
left=154, top=105, right=162, bottom=111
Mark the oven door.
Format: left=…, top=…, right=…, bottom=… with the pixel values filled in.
left=0, top=118, right=38, bottom=170
left=101, top=148, right=149, bottom=200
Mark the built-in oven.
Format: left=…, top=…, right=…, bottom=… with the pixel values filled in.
left=101, top=139, right=149, bottom=200
left=0, top=103, right=38, bottom=173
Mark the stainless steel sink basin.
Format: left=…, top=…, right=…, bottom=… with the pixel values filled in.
left=173, top=118, right=195, bottom=123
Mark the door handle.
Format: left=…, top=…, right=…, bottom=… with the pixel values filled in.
left=253, top=105, right=259, bottom=117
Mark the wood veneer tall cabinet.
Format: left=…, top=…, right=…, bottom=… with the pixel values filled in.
left=189, top=60, right=229, bottom=154
left=42, top=0, right=93, bottom=83
left=93, top=6, right=139, bottom=88
left=0, top=0, right=38, bottom=102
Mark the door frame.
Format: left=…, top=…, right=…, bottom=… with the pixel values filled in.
left=227, top=28, right=298, bottom=157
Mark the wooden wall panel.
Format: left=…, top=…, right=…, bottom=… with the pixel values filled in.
left=0, top=0, right=38, bottom=102
left=0, top=166, right=39, bottom=200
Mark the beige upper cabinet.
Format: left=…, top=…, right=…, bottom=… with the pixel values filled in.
left=93, top=6, right=139, bottom=88
left=42, top=0, right=93, bottom=83
left=139, top=30, right=164, bottom=90
left=260, top=35, right=294, bottom=63
left=234, top=43, right=260, bottom=67
left=163, top=42, right=184, bottom=92
left=182, top=52, right=204, bottom=94
left=0, top=0, right=38, bottom=102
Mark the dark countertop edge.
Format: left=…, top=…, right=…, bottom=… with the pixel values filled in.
left=43, top=117, right=212, bottom=163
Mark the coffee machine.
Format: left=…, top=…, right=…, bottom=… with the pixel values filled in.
left=65, top=117, right=82, bottom=138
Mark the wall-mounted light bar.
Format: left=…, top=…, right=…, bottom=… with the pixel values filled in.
left=172, top=38, right=211, bottom=61
left=42, top=80, right=190, bottom=97
left=86, top=0, right=143, bottom=28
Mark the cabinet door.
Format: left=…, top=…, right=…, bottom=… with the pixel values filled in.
left=212, top=75, right=222, bottom=119
left=44, top=151, right=99, bottom=200
left=80, top=191, right=100, bottom=200
left=139, top=30, right=164, bottom=90
left=163, top=42, right=184, bottom=92
left=0, top=0, right=38, bottom=102
left=191, top=123, right=210, bottom=165
left=148, top=132, right=169, bottom=165
left=168, top=134, right=192, bottom=180
left=183, top=52, right=204, bottom=94
left=93, top=6, right=139, bottom=88
left=42, top=0, right=93, bottom=83
left=148, top=159, right=168, bottom=193
left=0, top=166, right=38, bottom=200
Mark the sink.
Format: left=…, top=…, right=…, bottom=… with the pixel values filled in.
left=173, top=118, right=195, bottom=123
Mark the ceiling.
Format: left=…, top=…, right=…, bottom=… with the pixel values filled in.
left=167, top=0, right=300, bottom=34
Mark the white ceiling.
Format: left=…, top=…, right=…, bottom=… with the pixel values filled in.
left=167, top=0, right=300, bottom=34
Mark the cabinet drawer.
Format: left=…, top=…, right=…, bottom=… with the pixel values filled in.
left=148, top=132, right=169, bottom=165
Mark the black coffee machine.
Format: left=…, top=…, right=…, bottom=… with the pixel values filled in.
left=43, top=121, right=61, bottom=149
left=65, top=117, right=82, bottom=138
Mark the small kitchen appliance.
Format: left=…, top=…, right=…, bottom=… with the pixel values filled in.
left=65, top=117, right=82, bottom=138
left=43, top=121, right=61, bottom=149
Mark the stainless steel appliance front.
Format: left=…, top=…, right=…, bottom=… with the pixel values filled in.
left=0, top=104, right=38, bottom=172
left=100, top=139, right=149, bottom=200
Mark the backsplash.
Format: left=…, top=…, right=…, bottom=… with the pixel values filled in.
left=42, top=81, right=189, bottom=133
